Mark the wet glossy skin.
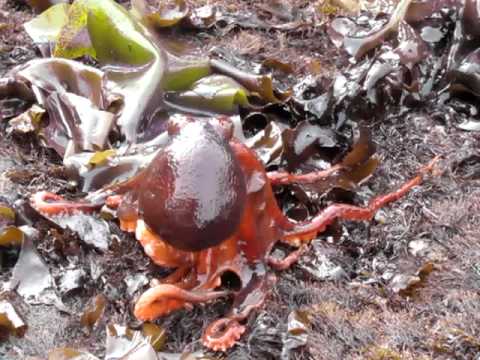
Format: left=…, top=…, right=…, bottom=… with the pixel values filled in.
left=30, top=117, right=439, bottom=351
left=138, top=121, right=246, bottom=251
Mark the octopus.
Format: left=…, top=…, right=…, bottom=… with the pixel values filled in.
left=30, top=116, right=439, bottom=351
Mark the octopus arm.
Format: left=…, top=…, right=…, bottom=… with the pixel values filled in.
left=201, top=273, right=276, bottom=352
left=267, top=245, right=308, bottom=271
left=267, top=164, right=342, bottom=185
left=135, top=220, right=194, bottom=268
left=281, top=156, right=440, bottom=245
left=134, top=285, right=230, bottom=320
left=30, top=191, right=102, bottom=215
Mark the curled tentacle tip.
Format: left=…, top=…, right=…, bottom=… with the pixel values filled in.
left=133, top=299, right=173, bottom=321
left=133, top=303, right=153, bottom=321
left=134, top=302, right=178, bottom=321
left=30, top=191, right=99, bottom=216
left=202, top=319, right=246, bottom=351
left=426, top=154, right=442, bottom=169
left=30, top=191, right=57, bottom=207
left=30, top=191, right=64, bottom=216
left=420, top=155, right=444, bottom=177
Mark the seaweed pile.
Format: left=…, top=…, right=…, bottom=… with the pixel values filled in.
left=0, top=0, right=479, bottom=359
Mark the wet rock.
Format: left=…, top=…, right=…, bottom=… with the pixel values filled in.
left=80, top=294, right=107, bottom=331
left=299, top=240, right=348, bottom=281
left=10, top=228, right=51, bottom=300
left=0, top=301, right=27, bottom=338
left=50, top=214, right=111, bottom=252
left=124, top=274, right=148, bottom=297
left=57, top=268, right=86, bottom=295
left=105, top=324, right=158, bottom=360
left=281, top=310, right=310, bottom=359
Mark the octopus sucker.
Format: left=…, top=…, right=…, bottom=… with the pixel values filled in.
left=29, top=117, right=440, bottom=351
left=31, top=191, right=101, bottom=215
left=202, top=319, right=246, bottom=352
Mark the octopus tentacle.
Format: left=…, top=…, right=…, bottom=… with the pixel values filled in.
left=202, top=318, right=246, bottom=352
left=281, top=156, right=440, bottom=244
left=30, top=191, right=101, bottom=216
left=267, top=164, right=342, bottom=186
left=202, top=273, right=276, bottom=351
left=150, top=266, right=199, bottom=291
left=105, top=194, right=123, bottom=209
left=135, top=220, right=194, bottom=268
left=158, top=265, right=195, bottom=285
left=267, top=246, right=308, bottom=271
left=134, top=284, right=230, bottom=321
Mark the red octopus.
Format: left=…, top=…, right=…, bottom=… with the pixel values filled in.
left=30, top=116, right=438, bottom=351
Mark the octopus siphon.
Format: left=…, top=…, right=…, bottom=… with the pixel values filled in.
left=30, top=116, right=439, bottom=351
